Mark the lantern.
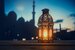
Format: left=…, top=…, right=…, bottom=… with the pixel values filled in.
left=38, top=9, right=54, bottom=42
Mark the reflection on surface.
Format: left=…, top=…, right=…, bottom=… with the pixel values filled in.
left=0, top=45, right=75, bottom=50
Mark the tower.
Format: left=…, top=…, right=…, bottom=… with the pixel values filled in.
left=38, top=9, right=54, bottom=42
left=32, top=0, right=35, bottom=26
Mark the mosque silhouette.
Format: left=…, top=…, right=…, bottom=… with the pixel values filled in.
left=0, top=0, right=37, bottom=40
left=0, top=0, right=75, bottom=40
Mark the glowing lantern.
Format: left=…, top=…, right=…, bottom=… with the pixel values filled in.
left=38, top=9, right=54, bottom=42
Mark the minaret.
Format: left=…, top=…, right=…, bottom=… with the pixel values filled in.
left=32, top=0, right=35, bottom=26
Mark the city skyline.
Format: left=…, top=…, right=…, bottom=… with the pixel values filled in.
left=5, top=0, right=75, bottom=30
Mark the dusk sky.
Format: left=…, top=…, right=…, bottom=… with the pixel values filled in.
left=5, top=0, right=75, bottom=30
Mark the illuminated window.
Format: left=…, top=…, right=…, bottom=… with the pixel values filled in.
left=43, top=29, right=48, bottom=40
left=49, top=29, right=52, bottom=38
left=39, top=29, right=41, bottom=37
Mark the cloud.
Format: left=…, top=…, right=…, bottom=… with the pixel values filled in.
left=55, top=19, right=63, bottom=23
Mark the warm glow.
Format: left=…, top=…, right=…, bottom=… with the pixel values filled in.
left=36, top=36, right=38, bottom=39
left=43, top=29, right=48, bottom=40
left=49, top=29, right=52, bottom=40
left=43, top=29, right=47, bottom=37
left=39, top=29, right=41, bottom=37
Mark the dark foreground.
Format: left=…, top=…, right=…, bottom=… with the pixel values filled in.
left=0, top=40, right=75, bottom=50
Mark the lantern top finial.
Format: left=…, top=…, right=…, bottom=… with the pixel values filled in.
left=42, top=8, right=49, bottom=14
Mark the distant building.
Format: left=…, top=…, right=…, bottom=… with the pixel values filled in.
left=0, top=0, right=5, bottom=38
left=0, top=0, right=4, bottom=16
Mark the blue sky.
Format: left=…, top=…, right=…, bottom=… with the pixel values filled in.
left=5, top=0, right=75, bottom=30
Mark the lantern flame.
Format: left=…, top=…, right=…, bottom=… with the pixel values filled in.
left=43, top=29, right=48, bottom=40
